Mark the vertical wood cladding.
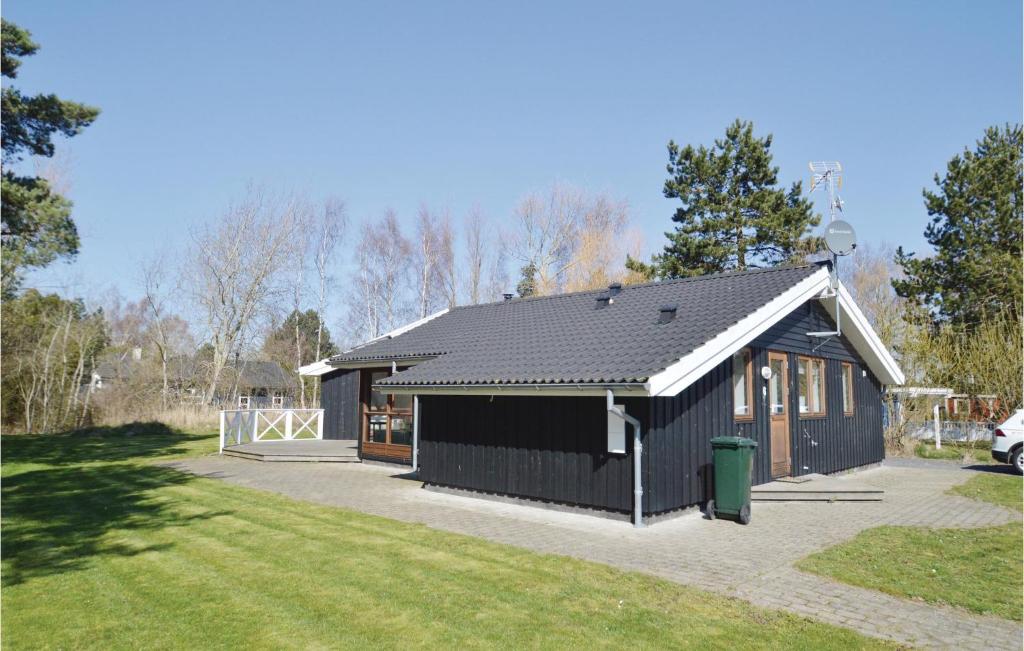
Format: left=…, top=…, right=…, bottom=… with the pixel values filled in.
left=319, top=369, right=360, bottom=440
left=410, top=299, right=885, bottom=516
left=418, top=394, right=645, bottom=513
left=644, top=300, right=885, bottom=514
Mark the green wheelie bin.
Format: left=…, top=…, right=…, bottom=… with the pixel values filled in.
left=707, top=436, right=758, bottom=525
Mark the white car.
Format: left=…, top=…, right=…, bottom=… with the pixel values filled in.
left=991, top=409, right=1024, bottom=474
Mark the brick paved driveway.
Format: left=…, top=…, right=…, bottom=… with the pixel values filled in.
left=167, top=456, right=1022, bottom=649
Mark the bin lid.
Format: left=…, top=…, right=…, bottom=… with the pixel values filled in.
left=710, top=436, right=758, bottom=449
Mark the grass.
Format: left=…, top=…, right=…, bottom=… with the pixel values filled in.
left=798, top=470, right=1023, bottom=621
left=949, top=472, right=1024, bottom=513
left=914, top=439, right=993, bottom=462
left=1, top=423, right=894, bottom=650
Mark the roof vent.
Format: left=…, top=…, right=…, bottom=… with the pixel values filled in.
left=502, top=293, right=514, bottom=302
left=658, top=304, right=678, bottom=324
left=608, top=282, right=623, bottom=297
left=596, top=293, right=612, bottom=308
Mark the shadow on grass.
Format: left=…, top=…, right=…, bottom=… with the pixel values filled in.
left=963, top=463, right=1020, bottom=476
left=2, top=423, right=229, bottom=586
left=2, top=422, right=213, bottom=466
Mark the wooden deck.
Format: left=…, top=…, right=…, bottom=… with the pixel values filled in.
left=751, top=473, right=883, bottom=502
left=223, top=439, right=360, bottom=463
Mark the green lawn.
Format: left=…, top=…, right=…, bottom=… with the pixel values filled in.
left=798, top=471, right=1023, bottom=621
left=914, top=439, right=992, bottom=462
left=949, top=472, right=1024, bottom=512
left=2, top=424, right=892, bottom=650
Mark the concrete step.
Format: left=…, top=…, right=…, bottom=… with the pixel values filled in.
left=223, top=449, right=361, bottom=463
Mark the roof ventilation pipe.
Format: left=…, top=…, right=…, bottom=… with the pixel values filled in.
left=596, top=293, right=612, bottom=308
left=607, top=282, right=623, bottom=297
left=502, top=293, right=514, bottom=302
left=658, top=304, right=678, bottom=324
left=607, top=390, right=644, bottom=529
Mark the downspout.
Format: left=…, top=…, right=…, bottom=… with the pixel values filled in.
left=413, top=395, right=420, bottom=472
left=607, top=390, right=644, bottom=528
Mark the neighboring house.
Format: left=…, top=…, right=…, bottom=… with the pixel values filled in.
left=229, top=360, right=297, bottom=408
left=90, top=347, right=145, bottom=390
left=946, top=394, right=1003, bottom=422
left=301, top=262, right=903, bottom=526
left=91, top=350, right=296, bottom=408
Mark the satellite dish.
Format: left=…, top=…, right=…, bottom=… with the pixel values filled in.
left=824, top=220, right=857, bottom=256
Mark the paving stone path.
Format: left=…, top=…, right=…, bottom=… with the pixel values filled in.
left=168, top=456, right=1022, bottom=649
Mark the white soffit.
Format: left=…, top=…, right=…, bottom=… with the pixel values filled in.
left=297, top=359, right=334, bottom=376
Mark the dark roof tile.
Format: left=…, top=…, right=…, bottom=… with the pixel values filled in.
left=333, top=264, right=823, bottom=386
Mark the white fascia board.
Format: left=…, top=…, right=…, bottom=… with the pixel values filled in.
left=824, top=283, right=906, bottom=386
left=345, top=309, right=450, bottom=353
left=646, top=269, right=832, bottom=397
left=297, top=359, right=334, bottom=376
left=379, top=384, right=650, bottom=398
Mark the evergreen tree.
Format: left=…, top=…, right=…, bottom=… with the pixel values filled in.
left=1, top=20, right=100, bottom=297
left=893, top=124, right=1023, bottom=327
left=516, top=263, right=537, bottom=297
left=261, top=309, right=339, bottom=369
left=635, top=120, right=820, bottom=279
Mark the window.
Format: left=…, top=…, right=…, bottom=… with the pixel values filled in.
left=797, top=356, right=826, bottom=417
left=361, top=368, right=414, bottom=459
left=732, top=349, right=753, bottom=420
left=841, top=363, right=854, bottom=415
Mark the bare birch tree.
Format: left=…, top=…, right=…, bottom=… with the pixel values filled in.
left=437, top=209, right=457, bottom=309
left=505, top=184, right=634, bottom=295
left=348, top=210, right=413, bottom=340
left=141, top=256, right=174, bottom=410
left=413, top=206, right=450, bottom=318
left=464, top=206, right=486, bottom=304
left=183, top=188, right=305, bottom=403
left=505, top=184, right=583, bottom=295
left=311, top=198, right=347, bottom=404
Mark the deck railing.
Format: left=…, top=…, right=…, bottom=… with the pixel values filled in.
left=219, top=408, right=324, bottom=453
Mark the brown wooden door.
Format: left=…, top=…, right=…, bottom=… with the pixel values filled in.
left=767, top=351, right=792, bottom=478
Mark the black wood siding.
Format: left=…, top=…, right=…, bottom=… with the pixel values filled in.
left=409, top=300, right=885, bottom=516
left=644, top=300, right=885, bottom=514
left=320, top=369, right=360, bottom=440
left=418, top=394, right=646, bottom=513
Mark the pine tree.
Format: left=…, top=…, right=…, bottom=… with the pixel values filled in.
left=1, top=20, right=100, bottom=297
left=636, top=120, right=820, bottom=279
left=893, top=124, right=1023, bottom=327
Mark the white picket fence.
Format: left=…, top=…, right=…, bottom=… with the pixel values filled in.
left=219, top=408, right=324, bottom=453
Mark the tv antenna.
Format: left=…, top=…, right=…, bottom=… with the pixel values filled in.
left=808, top=161, right=844, bottom=222
left=806, top=161, right=857, bottom=349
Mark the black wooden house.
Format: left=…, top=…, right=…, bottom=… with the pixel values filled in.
left=301, top=263, right=903, bottom=526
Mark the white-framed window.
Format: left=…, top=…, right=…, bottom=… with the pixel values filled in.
left=732, top=349, right=753, bottom=420
left=797, top=356, right=826, bottom=417
left=841, top=362, right=854, bottom=415
left=607, top=405, right=626, bottom=454
left=238, top=395, right=251, bottom=409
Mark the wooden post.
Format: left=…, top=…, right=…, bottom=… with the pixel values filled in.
left=252, top=410, right=259, bottom=443
left=219, top=410, right=226, bottom=453
left=933, top=402, right=941, bottom=450
left=316, top=409, right=324, bottom=440
left=285, top=410, right=293, bottom=440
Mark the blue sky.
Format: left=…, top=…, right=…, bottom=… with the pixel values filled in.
left=8, top=1, right=1022, bottom=332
